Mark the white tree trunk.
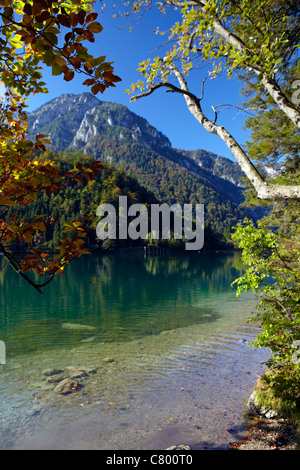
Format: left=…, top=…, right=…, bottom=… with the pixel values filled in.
left=172, top=68, right=300, bottom=201
left=167, top=0, right=300, bottom=129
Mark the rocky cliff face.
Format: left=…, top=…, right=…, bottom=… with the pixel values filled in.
left=28, top=93, right=100, bottom=148
left=70, top=101, right=172, bottom=152
left=181, top=149, right=245, bottom=188
left=28, top=92, right=171, bottom=154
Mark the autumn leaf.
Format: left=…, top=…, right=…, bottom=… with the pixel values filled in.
left=64, top=69, right=75, bottom=82
left=57, top=14, right=71, bottom=28
left=87, top=22, right=103, bottom=33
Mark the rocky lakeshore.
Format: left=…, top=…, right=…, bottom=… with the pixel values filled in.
left=1, top=321, right=273, bottom=450
left=228, top=392, right=298, bottom=451
left=37, top=351, right=299, bottom=451
left=41, top=365, right=99, bottom=395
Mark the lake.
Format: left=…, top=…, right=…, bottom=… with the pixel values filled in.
left=0, top=251, right=269, bottom=450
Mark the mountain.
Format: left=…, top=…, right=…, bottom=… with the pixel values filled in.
left=27, top=92, right=250, bottom=236
left=180, top=148, right=244, bottom=187
left=27, top=92, right=171, bottom=154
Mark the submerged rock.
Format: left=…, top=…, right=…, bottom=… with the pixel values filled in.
left=54, top=378, right=80, bottom=395
left=46, top=374, right=67, bottom=384
left=78, top=366, right=97, bottom=374
left=102, top=357, right=115, bottom=363
left=61, top=323, right=96, bottom=331
left=42, top=368, right=64, bottom=377
left=81, top=336, right=96, bottom=343
left=69, top=369, right=88, bottom=379
left=66, top=366, right=97, bottom=374
left=165, top=445, right=192, bottom=450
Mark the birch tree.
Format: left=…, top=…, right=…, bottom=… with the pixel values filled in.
left=123, top=0, right=300, bottom=201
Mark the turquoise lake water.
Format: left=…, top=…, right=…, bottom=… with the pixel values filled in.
left=0, top=251, right=269, bottom=450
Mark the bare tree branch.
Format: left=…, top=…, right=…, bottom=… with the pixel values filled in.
left=211, top=103, right=253, bottom=124
left=0, top=243, right=45, bottom=294
left=130, top=81, right=201, bottom=104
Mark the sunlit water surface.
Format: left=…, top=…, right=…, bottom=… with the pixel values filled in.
left=0, top=252, right=269, bottom=450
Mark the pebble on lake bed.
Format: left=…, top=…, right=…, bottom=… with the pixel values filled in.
left=46, top=374, right=67, bottom=384
left=165, top=445, right=192, bottom=450
left=42, top=368, right=64, bottom=377
left=69, top=369, right=89, bottom=379
left=102, top=358, right=115, bottom=363
left=53, top=378, right=80, bottom=395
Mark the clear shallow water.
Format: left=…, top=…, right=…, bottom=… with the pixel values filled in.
left=0, top=251, right=269, bottom=450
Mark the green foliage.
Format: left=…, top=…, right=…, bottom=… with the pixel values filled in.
left=232, top=207, right=300, bottom=406
left=230, top=48, right=300, bottom=408
left=12, top=150, right=236, bottom=252
left=124, top=0, right=299, bottom=97
left=240, top=62, right=300, bottom=171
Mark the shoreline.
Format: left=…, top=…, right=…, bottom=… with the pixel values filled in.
left=227, top=390, right=298, bottom=451
left=228, top=415, right=297, bottom=450
left=1, top=321, right=269, bottom=450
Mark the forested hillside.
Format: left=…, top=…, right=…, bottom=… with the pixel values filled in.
left=12, top=152, right=230, bottom=252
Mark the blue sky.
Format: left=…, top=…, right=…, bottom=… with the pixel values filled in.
left=25, top=4, right=251, bottom=161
